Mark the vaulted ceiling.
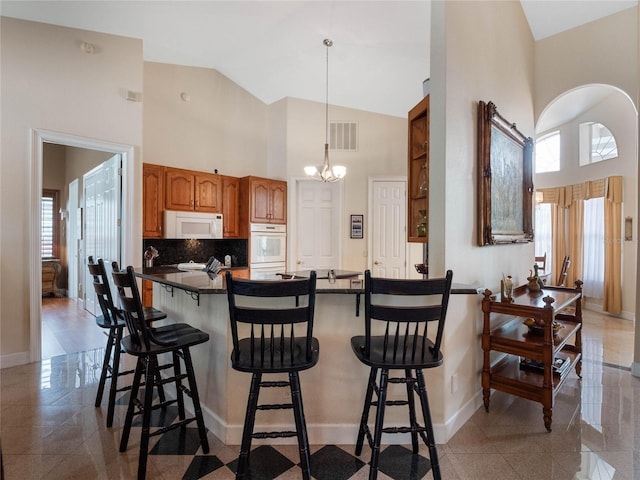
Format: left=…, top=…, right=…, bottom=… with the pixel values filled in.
left=1, top=0, right=636, bottom=120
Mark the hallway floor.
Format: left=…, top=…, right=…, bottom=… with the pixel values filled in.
left=2, top=300, right=638, bottom=479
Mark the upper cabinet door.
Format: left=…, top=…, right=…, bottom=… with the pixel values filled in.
left=143, top=163, right=165, bottom=238
left=195, top=173, right=222, bottom=212
left=250, top=178, right=271, bottom=223
left=165, top=168, right=195, bottom=211
left=222, top=175, right=240, bottom=237
left=269, top=180, right=287, bottom=224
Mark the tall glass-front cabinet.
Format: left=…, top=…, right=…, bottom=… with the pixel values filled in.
left=407, top=95, right=429, bottom=243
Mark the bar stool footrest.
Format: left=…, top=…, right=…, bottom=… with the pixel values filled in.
left=257, top=403, right=293, bottom=411
left=260, top=381, right=290, bottom=388
left=381, top=425, right=427, bottom=435
left=149, top=417, right=197, bottom=438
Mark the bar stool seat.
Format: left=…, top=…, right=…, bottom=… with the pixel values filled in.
left=112, top=265, right=210, bottom=480
left=87, top=257, right=168, bottom=428
left=351, top=269, right=453, bottom=480
left=225, top=270, right=318, bottom=480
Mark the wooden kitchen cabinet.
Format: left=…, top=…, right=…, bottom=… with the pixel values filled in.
left=165, top=167, right=223, bottom=213
left=143, top=163, right=165, bottom=238
left=142, top=279, right=153, bottom=307
left=222, top=175, right=240, bottom=238
left=407, top=95, right=429, bottom=243
left=481, top=281, right=583, bottom=431
left=239, top=176, right=287, bottom=226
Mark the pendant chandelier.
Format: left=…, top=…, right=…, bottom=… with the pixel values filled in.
left=304, top=38, right=346, bottom=182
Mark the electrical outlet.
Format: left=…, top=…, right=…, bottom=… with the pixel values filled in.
left=451, top=373, right=458, bottom=394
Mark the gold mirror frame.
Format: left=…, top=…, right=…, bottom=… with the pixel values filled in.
left=477, top=100, right=534, bottom=246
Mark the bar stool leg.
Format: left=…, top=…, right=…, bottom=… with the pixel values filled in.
left=236, top=373, right=262, bottom=479
left=369, top=368, right=389, bottom=480
left=172, top=351, right=186, bottom=420
left=182, top=348, right=209, bottom=453
left=137, top=354, right=157, bottom=480
left=95, top=327, right=117, bottom=409
left=405, top=369, right=419, bottom=453
left=120, top=357, right=144, bottom=452
left=289, top=372, right=311, bottom=480
left=416, top=369, right=440, bottom=480
left=355, top=367, right=378, bottom=456
left=105, top=326, right=124, bottom=427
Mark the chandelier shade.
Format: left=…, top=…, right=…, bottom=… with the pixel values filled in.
left=305, top=38, right=346, bottom=183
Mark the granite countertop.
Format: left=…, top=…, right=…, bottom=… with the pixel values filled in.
left=135, top=267, right=477, bottom=296
left=134, top=267, right=364, bottom=294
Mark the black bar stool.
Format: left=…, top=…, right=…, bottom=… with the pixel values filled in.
left=87, top=257, right=167, bottom=427
left=351, top=269, right=453, bottom=480
left=112, top=265, right=210, bottom=480
left=225, top=270, right=319, bottom=480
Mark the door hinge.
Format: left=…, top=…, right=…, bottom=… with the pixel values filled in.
left=118, top=167, right=123, bottom=176
left=117, top=218, right=121, bottom=227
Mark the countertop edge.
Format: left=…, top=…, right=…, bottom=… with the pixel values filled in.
left=134, top=268, right=478, bottom=296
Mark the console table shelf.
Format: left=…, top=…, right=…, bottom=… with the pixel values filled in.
left=481, top=282, right=583, bottom=431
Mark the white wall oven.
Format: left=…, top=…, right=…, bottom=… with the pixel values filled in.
left=249, top=223, right=286, bottom=275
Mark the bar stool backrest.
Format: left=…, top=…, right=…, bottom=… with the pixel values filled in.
left=363, top=269, right=453, bottom=365
left=111, top=265, right=155, bottom=350
left=87, top=256, right=120, bottom=326
left=225, top=270, right=317, bottom=368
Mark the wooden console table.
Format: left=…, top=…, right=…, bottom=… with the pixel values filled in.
left=481, top=281, right=583, bottom=431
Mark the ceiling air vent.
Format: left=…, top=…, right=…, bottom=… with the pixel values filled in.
left=329, top=121, right=358, bottom=151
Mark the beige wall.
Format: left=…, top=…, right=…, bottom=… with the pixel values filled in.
left=534, top=7, right=638, bottom=120
left=282, top=97, right=409, bottom=272
left=0, top=17, right=143, bottom=364
left=430, top=0, right=536, bottom=430
left=143, top=62, right=268, bottom=178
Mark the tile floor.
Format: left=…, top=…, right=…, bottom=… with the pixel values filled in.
left=1, top=300, right=638, bottom=479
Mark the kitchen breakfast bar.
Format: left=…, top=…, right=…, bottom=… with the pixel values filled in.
left=135, top=267, right=477, bottom=446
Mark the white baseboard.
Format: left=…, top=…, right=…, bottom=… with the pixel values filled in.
left=584, top=302, right=635, bottom=322
left=200, top=397, right=482, bottom=446
left=0, top=351, right=31, bottom=369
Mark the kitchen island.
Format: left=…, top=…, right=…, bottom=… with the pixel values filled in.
left=135, top=267, right=477, bottom=445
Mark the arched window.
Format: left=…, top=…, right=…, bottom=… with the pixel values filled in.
left=535, top=131, right=560, bottom=173
left=579, top=122, right=618, bottom=166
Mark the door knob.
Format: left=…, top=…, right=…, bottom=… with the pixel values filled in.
left=297, top=260, right=303, bottom=264
left=374, top=261, right=381, bottom=265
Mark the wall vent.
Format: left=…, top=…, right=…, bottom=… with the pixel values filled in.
left=329, top=121, right=358, bottom=151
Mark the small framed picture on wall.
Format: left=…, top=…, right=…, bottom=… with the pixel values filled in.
left=350, top=214, right=363, bottom=239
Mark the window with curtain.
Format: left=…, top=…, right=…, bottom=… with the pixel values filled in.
left=42, top=189, right=60, bottom=259
left=534, top=202, right=552, bottom=267
left=583, top=197, right=604, bottom=298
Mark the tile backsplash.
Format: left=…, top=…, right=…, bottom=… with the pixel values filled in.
left=142, top=238, right=248, bottom=267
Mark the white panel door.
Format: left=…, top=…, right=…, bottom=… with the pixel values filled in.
left=67, top=179, right=79, bottom=300
left=83, top=155, right=121, bottom=315
left=296, top=180, right=340, bottom=270
left=372, top=180, right=406, bottom=278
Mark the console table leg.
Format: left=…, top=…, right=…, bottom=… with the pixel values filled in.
left=543, top=407, right=552, bottom=432
left=482, top=387, right=490, bottom=412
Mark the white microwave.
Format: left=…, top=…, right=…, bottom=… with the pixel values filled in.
left=163, top=210, right=223, bottom=239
